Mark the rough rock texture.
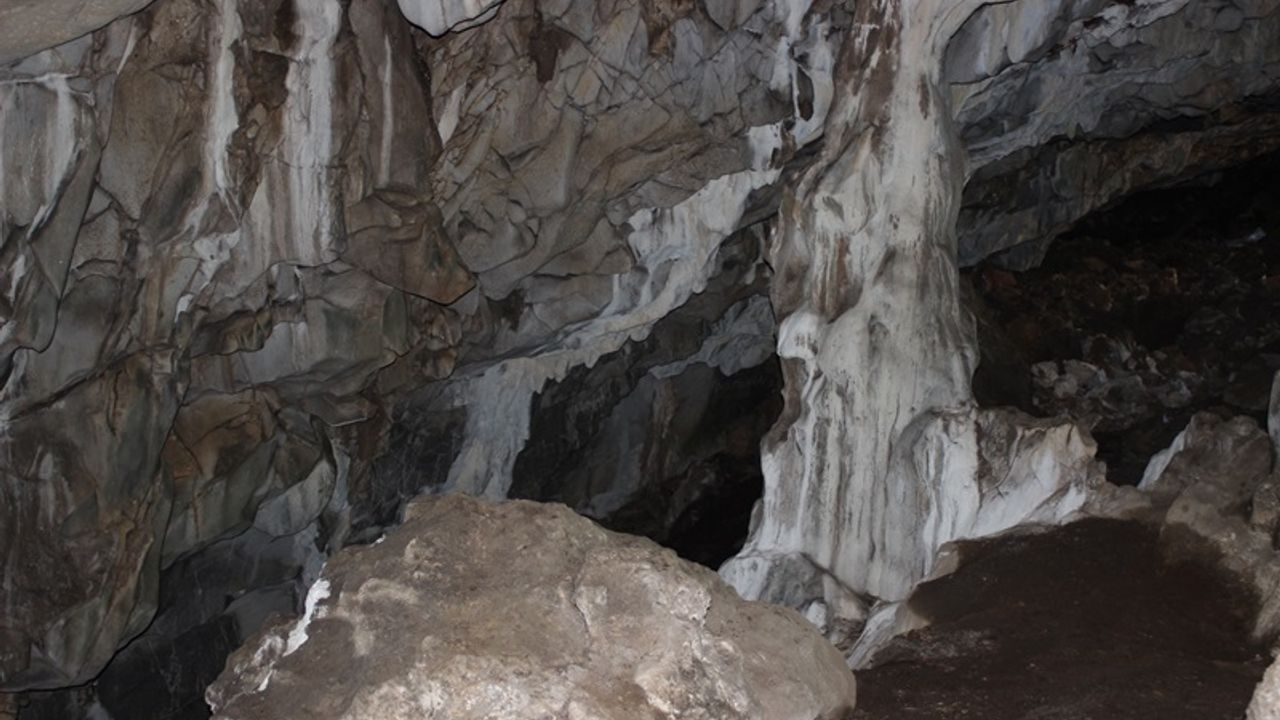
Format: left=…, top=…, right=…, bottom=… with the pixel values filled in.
left=1252, top=658, right=1280, bottom=720
left=951, top=0, right=1280, bottom=266
left=4, top=0, right=1280, bottom=704
left=0, top=0, right=807, bottom=691
left=969, top=162, right=1280, bottom=484
left=0, top=0, right=154, bottom=64
left=1140, top=412, right=1280, bottom=642
left=0, top=0, right=462, bottom=689
left=206, top=494, right=858, bottom=720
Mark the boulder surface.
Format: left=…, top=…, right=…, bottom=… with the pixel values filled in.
left=207, top=494, right=858, bottom=720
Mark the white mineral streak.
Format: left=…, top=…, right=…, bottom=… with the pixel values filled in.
left=0, top=70, right=81, bottom=348
left=284, top=577, right=331, bottom=657
left=441, top=0, right=836, bottom=501
left=1250, top=657, right=1280, bottom=720
left=244, top=0, right=341, bottom=270
left=435, top=84, right=465, bottom=146
left=444, top=163, right=782, bottom=499
left=395, top=0, right=505, bottom=36
left=723, top=0, right=1097, bottom=642
left=207, top=0, right=241, bottom=201
left=379, top=34, right=394, bottom=186
left=0, top=73, right=79, bottom=237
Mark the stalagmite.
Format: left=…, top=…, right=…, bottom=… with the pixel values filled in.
left=722, top=0, right=1101, bottom=638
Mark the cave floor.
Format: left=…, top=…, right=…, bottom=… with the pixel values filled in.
left=852, top=519, right=1269, bottom=720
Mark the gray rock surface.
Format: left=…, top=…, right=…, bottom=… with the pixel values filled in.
left=952, top=0, right=1280, bottom=266
left=1, top=0, right=1279, bottom=700
left=1136, top=413, right=1280, bottom=643
left=1252, top=657, right=1280, bottom=720
left=206, top=494, right=858, bottom=720
left=0, top=0, right=153, bottom=64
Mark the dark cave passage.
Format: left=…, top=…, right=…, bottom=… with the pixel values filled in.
left=970, top=152, right=1280, bottom=485
left=510, top=351, right=779, bottom=570
left=854, top=520, right=1270, bottom=720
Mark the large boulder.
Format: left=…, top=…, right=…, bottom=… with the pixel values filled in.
left=1139, top=412, right=1280, bottom=643
left=206, top=494, right=858, bottom=720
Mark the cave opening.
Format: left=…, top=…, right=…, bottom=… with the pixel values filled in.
left=850, top=152, right=1280, bottom=719
left=970, top=151, right=1280, bottom=485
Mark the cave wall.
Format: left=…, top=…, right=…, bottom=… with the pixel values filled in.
left=952, top=0, right=1280, bottom=267
left=2, top=0, right=1279, bottom=702
left=0, top=0, right=826, bottom=693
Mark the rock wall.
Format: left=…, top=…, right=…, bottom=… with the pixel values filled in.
left=3, top=0, right=1280, bottom=701
left=952, top=0, right=1280, bottom=266
left=0, top=0, right=830, bottom=692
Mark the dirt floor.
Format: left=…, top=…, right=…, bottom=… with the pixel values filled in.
left=853, top=520, right=1270, bottom=720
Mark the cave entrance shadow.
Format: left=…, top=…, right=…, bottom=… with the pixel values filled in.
left=968, top=151, right=1280, bottom=485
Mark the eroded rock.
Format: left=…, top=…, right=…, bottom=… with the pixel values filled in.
left=206, top=494, right=858, bottom=720
left=1252, top=658, right=1280, bottom=720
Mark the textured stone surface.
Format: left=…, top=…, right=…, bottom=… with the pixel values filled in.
left=0, top=0, right=153, bottom=64
left=0, top=0, right=469, bottom=690
left=1252, top=658, right=1280, bottom=720
left=2, top=0, right=1280, bottom=702
left=1140, top=413, right=1273, bottom=507
left=206, top=494, right=858, bottom=720
left=1136, top=413, right=1280, bottom=643
left=951, top=0, right=1280, bottom=266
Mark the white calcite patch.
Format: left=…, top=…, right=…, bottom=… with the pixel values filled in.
left=206, top=0, right=241, bottom=201
left=0, top=72, right=81, bottom=234
left=1251, top=657, right=1280, bottom=720
left=241, top=0, right=342, bottom=273
left=285, top=577, right=332, bottom=657
left=442, top=159, right=783, bottom=499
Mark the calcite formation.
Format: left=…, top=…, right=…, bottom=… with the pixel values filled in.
left=1, top=0, right=1279, bottom=706
left=205, top=494, right=858, bottom=720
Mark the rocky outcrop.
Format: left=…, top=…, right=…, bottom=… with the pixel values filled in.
left=1252, top=658, right=1280, bottom=720
left=1137, top=411, right=1280, bottom=643
left=0, top=0, right=471, bottom=690
left=206, top=494, right=858, bottom=720
left=0, top=0, right=153, bottom=64
left=0, top=0, right=835, bottom=690
left=4, top=0, right=1280, bottom=705
left=951, top=0, right=1280, bottom=266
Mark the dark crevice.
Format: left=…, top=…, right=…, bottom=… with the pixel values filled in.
left=970, top=150, right=1280, bottom=484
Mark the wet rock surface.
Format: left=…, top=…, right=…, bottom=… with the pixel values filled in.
left=206, top=494, right=858, bottom=720
left=854, top=520, right=1270, bottom=720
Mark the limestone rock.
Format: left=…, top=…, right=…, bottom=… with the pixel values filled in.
left=952, top=0, right=1280, bottom=266
left=1139, top=412, right=1273, bottom=511
left=1254, top=476, right=1280, bottom=543
left=1251, top=657, right=1280, bottom=720
left=1142, top=413, right=1280, bottom=643
left=0, top=0, right=152, bottom=64
left=206, top=494, right=858, bottom=720
left=396, top=0, right=505, bottom=35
